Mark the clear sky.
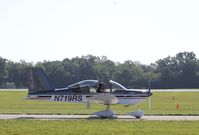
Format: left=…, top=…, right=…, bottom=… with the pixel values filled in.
left=1, top=0, right=199, bottom=64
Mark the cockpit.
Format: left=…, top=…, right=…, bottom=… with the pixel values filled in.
left=67, top=80, right=98, bottom=93
left=110, top=80, right=127, bottom=93
left=67, top=80, right=127, bottom=94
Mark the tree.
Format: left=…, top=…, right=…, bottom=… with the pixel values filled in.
left=155, top=51, right=199, bottom=88
left=0, top=57, right=7, bottom=87
left=1, top=51, right=199, bottom=89
left=7, top=60, right=33, bottom=88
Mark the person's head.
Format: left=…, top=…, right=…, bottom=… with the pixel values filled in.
left=99, top=82, right=105, bottom=89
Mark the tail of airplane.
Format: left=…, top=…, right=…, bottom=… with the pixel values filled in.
left=27, top=67, right=55, bottom=95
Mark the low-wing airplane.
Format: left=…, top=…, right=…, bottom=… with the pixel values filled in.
left=26, top=67, right=152, bottom=118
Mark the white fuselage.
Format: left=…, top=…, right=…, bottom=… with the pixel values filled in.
left=28, top=93, right=148, bottom=106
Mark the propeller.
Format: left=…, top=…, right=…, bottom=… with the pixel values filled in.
left=148, top=74, right=151, bottom=111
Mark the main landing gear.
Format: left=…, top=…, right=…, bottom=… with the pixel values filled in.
left=93, top=104, right=115, bottom=118
left=93, top=104, right=144, bottom=119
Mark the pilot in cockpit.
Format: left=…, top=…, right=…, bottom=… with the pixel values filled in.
left=97, top=82, right=106, bottom=93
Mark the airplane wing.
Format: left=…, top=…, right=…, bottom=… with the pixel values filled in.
left=86, top=94, right=119, bottom=105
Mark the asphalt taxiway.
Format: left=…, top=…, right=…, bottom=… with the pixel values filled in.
left=0, top=114, right=199, bottom=121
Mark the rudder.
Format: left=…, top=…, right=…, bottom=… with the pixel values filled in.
left=27, top=67, right=54, bottom=94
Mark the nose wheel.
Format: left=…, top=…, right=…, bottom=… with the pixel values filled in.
left=127, top=110, right=144, bottom=118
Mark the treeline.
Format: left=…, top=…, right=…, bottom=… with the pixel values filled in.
left=1, top=51, right=199, bottom=89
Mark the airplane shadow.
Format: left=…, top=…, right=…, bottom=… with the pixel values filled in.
left=14, top=115, right=139, bottom=120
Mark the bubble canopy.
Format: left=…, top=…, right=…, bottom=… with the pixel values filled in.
left=67, top=80, right=127, bottom=93
left=67, top=80, right=99, bottom=89
left=110, top=80, right=127, bottom=91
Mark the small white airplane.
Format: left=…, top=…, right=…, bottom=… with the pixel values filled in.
left=27, top=67, right=152, bottom=118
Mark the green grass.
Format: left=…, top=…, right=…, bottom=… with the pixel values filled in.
left=0, top=120, right=199, bottom=135
left=0, top=91, right=199, bottom=115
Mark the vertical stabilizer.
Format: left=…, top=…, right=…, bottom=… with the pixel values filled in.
left=27, top=67, right=54, bottom=94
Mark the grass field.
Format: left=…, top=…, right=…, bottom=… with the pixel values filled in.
left=1, top=90, right=199, bottom=135
left=0, top=90, right=199, bottom=115
left=0, top=120, right=199, bottom=135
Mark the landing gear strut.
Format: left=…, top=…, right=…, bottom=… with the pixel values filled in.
left=93, top=104, right=115, bottom=118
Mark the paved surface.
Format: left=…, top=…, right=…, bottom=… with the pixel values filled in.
left=1, top=89, right=199, bottom=92
left=1, top=114, right=199, bottom=121
left=152, top=89, right=199, bottom=92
